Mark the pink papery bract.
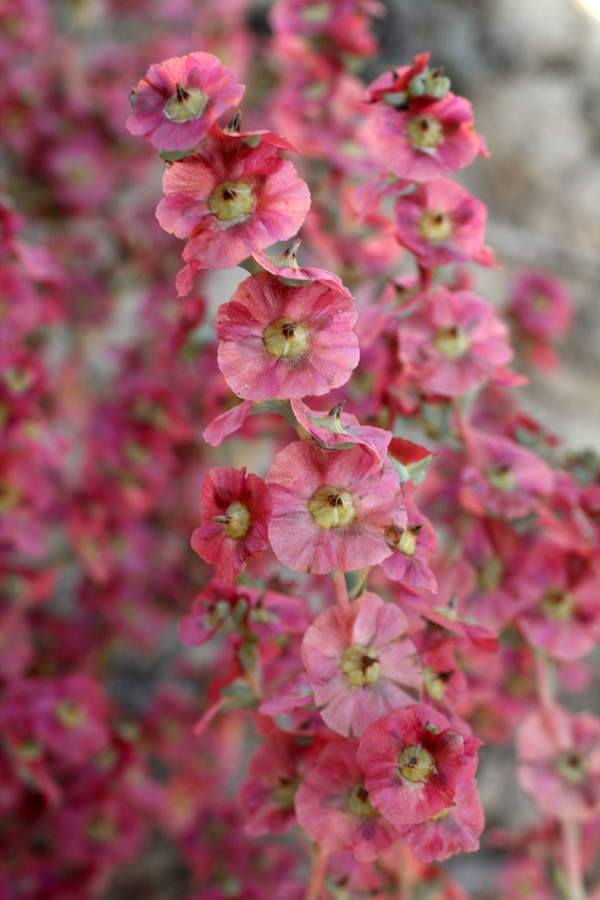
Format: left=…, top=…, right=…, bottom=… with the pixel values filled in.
left=397, top=286, right=513, bottom=397
left=157, top=129, right=311, bottom=269
left=127, top=53, right=245, bottom=151
left=517, top=705, right=600, bottom=822
left=266, top=441, right=406, bottom=575
left=215, top=272, right=359, bottom=400
left=295, top=736, right=400, bottom=862
left=357, top=704, right=472, bottom=828
left=301, top=591, right=422, bottom=736
left=395, top=179, right=495, bottom=269
left=191, top=467, right=271, bottom=584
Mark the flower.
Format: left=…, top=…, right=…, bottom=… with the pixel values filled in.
left=191, top=467, right=271, bottom=583
left=127, top=52, right=245, bottom=151
left=156, top=128, right=311, bottom=269
left=395, top=179, right=496, bottom=269
left=215, top=272, right=359, bottom=400
left=266, top=441, right=406, bottom=574
left=294, top=737, right=400, bottom=861
left=367, top=93, right=485, bottom=182
left=397, top=286, right=513, bottom=397
left=301, top=591, right=422, bottom=736
left=381, top=481, right=438, bottom=591
left=357, top=704, right=478, bottom=827
left=517, top=705, right=600, bottom=821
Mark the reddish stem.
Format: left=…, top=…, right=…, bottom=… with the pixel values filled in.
left=332, top=570, right=349, bottom=606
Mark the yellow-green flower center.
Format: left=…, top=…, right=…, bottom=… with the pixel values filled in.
left=208, top=180, right=257, bottom=223
left=303, top=1, right=331, bottom=23
left=262, top=318, right=309, bottom=358
left=346, top=783, right=378, bottom=819
left=340, top=644, right=381, bottom=687
left=272, top=776, right=300, bottom=808
left=556, top=749, right=588, bottom=784
left=428, top=805, right=452, bottom=822
left=418, top=210, right=454, bottom=242
left=423, top=666, right=449, bottom=702
left=397, top=744, right=436, bottom=783
left=308, top=486, right=355, bottom=530
left=214, top=501, right=251, bottom=540
left=485, top=464, right=516, bottom=492
left=434, top=325, right=471, bottom=359
left=55, top=698, right=86, bottom=729
left=541, top=587, right=575, bottom=621
left=164, top=83, right=208, bottom=122
left=406, top=115, right=444, bottom=149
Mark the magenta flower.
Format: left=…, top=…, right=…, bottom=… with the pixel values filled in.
left=294, top=737, right=400, bottom=862
left=517, top=705, right=600, bottom=821
left=266, top=441, right=406, bottom=575
left=397, top=286, right=513, bottom=397
left=127, top=53, right=245, bottom=151
left=191, top=467, right=271, bottom=584
left=397, top=777, right=484, bottom=862
left=156, top=128, right=311, bottom=269
left=357, top=704, right=475, bottom=827
left=301, top=591, right=422, bottom=736
left=395, top=179, right=496, bottom=269
left=215, top=273, right=359, bottom=400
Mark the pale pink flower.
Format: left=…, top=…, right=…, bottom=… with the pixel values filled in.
left=215, top=272, right=359, bottom=400
left=295, top=737, right=400, bottom=861
left=517, top=705, right=600, bottom=821
left=357, top=704, right=478, bottom=828
left=266, top=441, right=406, bottom=575
left=395, top=179, right=496, bottom=269
left=301, top=591, right=422, bottom=736
left=397, top=286, right=513, bottom=397
left=156, top=128, right=311, bottom=269
left=127, top=52, right=245, bottom=151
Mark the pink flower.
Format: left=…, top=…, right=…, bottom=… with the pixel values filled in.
left=357, top=704, right=477, bottom=827
left=191, top=467, right=271, bottom=584
left=294, top=737, right=400, bottom=861
left=381, top=481, right=438, bottom=592
left=515, top=542, right=600, bottom=661
left=397, top=286, right=513, bottom=397
left=397, top=778, right=484, bottom=862
left=367, top=92, right=485, bottom=182
left=509, top=269, right=573, bottom=342
left=266, top=441, right=406, bottom=574
left=156, top=128, right=311, bottom=269
left=395, top=179, right=496, bottom=269
left=215, top=272, right=359, bottom=400
left=517, top=705, right=600, bottom=821
left=127, top=53, right=245, bottom=151
left=459, top=430, right=555, bottom=520
left=239, top=734, right=324, bottom=836
left=301, top=591, right=422, bottom=736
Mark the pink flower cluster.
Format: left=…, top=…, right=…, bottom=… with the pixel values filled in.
left=3, top=2, right=600, bottom=899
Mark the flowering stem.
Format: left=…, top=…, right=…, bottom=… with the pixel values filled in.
left=562, top=821, right=586, bottom=900
left=305, top=847, right=329, bottom=900
left=332, top=570, right=349, bottom=606
left=534, top=652, right=554, bottom=708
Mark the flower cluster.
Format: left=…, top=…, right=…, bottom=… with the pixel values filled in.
left=3, top=1, right=600, bottom=899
